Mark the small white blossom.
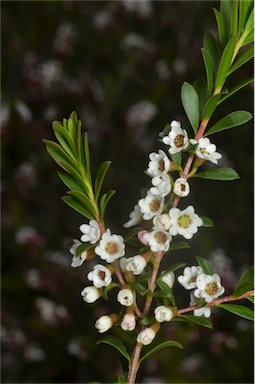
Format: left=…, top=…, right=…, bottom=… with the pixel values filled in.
left=169, top=205, right=203, bottom=239
left=154, top=306, right=173, bottom=322
left=120, top=313, right=136, bottom=331
left=162, top=120, right=189, bottom=154
left=81, top=286, right=100, bottom=303
left=117, top=289, right=134, bottom=306
left=124, top=204, right=143, bottom=228
left=173, top=177, right=190, bottom=197
left=150, top=174, right=171, bottom=197
left=190, top=137, right=222, bottom=164
left=87, top=264, right=112, bottom=288
left=125, top=255, right=147, bottom=275
left=160, top=271, right=175, bottom=288
left=178, top=266, right=202, bottom=290
left=69, top=239, right=87, bottom=267
left=95, top=229, right=125, bottom=262
left=153, top=213, right=171, bottom=231
left=146, top=149, right=171, bottom=177
left=138, top=191, right=164, bottom=220
left=137, top=328, right=156, bottom=345
left=144, top=227, right=171, bottom=252
left=95, top=315, right=113, bottom=333
left=79, top=220, right=101, bottom=244
left=190, top=292, right=211, bottom=318
left=194, top=273, right=225, bottom=303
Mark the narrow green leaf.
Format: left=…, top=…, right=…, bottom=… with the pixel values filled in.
left=179, top=314, right=213, bottom=329
left=230, top=0, right=239, bottom=37
left=140, top=316, right=155, bottom=326
left=194, top=167, right=240, bottom=181
left=95, top=161, right=112, bottom=201
left=215, top=34, right=240, bottom=90
left=156, top=280, right=175, bottom=305
left=197, top=256, right=214, bottom=275
left=247, top=297, right=255, bottom=304
left=181, top=82, right=200, bottom=133
left=206, top=110, right=253, bottom=136
left=140, top=341, right=183, bottom=364
left=202, top=93, right=221, bottom=120
left=170, top=151, right=182, bottom=166
left=44, top=140, right=80, bottom=175
left=201, top=48, right=214, bottom=96
left=244, top=8, right=254, bottom=35
left=68, top=191, right=97, bottom=218
left=58, top=169, right=85, bottom=194
left=84, top=132, right=91, bottom=177
left=193, top=77, right=208, bottom=117
left=67, top=111, right=78, bottom=140
left=213, top=8, right=226, bottom=49
left=220, top=0, right=232, bottom=41
left=75, top=242, right=95, bottom=256
left=201, top=216, right=214, bottom=227
left=242, top=28, right=254, bottom=46
left=100, top=190, right=116, bottom=220
left=62, top=196, right=95, bottom=220
left=117, top=375, right=127, bottom=384
left=234, top=266, right=254, bottom=297
left=203, top=32, right=221, bottom=71
left=97, top=336, right=130, bottom=362
left=159, top=263, right=187, bottom=277
left=124, top=227, right=142, bottom=243
left=239, top=0, right=252, bottom=32
left=170, top=242, right=190, bottom=251
left=229, top=45, right=254, bottom=75
left=219, top=304, right=254, bottom=321
left=52, top=121, right=77, bottom=161
left=218, top=77, right=254, bottom=104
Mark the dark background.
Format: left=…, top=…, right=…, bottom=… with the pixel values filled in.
left=1, top=1, right=254, bottom=383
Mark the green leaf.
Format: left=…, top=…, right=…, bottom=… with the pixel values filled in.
left=219, top=304, right=254, bottom=321
left=100, top=190, right=116, bottom=220
left=193, top=167, right=240, bottom=181
left=193, top=77, right=208, bottom=117
left=230, top=0, right=239, bottom=37
left=202, top=93, right=222, bottom=120
left=244, top=8, right=254, bottom=35
left=206, top=110, right=253, bottom=136
left=242, top=28, right=254, bottom=46
left=218, top=77, right=254, bottom=104
left=95, top=161, right=112, bottom=201
left=156, top=280, right=175, bottom=305
left=201, top=216, right=214, bottom=227
left=139, top=341, right=183, bottom=364
left=197, top=256, right=214, bottom=275
left=234, top=266, right=254, bottom=297
left=220, top=0, right=232, bottom=41
left=75, top=242, right=95, bottom=256
left=203, top=32, right=221, bottom=71
left=170, top=241, right=190, bottom=251
left=52, top=121, right=77, bottom=161
left=215, top=34, right=240, bottom=90
left=179, top=314, right=213, bottom=329
left=97, top=336, right=130, bottom=362
left=140, top=316, right=155, bottom=326
left=62, top=196, right=95, bottom=220
left=117, top=375, right=127, bottom=384
left=228, top=45, right=254, bottom=74
left=44, top=140, right=79, bottom=172
left=213, top=8, right=226, bottom=49
left=68, top=191, right=97, bottom=218
left=201, top=48, right=214, bottom=96
left=58, top=169, right=85, bottom=194
left=67, top=111, right=78, bottom=140
left=181, top=82, right=200, bottom=133
left=247, top=297, right=255, bottom=304
left=239, top=0, right=252, bottom=32
left=159, top=263, right=187, bottom=277
left=170, top=151, right=182, bottom=166
left=84, top=132, right=91, bottom=179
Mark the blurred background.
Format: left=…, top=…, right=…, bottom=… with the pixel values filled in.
left=1, top=1, right=254, bottom=383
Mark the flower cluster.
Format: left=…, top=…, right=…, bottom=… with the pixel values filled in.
left=178, top=266, right=225, bottom=318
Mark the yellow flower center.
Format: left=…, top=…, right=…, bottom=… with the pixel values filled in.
left=177, top=214, right=192, bottom=228
left=205, top=282, right=218, bottom=295
left=155, top=231, right=167, bottom=244
left=149, top=198, right=161, bottom=212
left=174, top=134, right=185, bottom=147
left=105, top=242, right=119, bottom=254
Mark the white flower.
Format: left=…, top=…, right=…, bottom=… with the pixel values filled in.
left=69, top=239, right=87, bottom=267
left=117, top=289, right=134, bottom=306
left=194, top=273, right=225, bottom=303
left=87, top=264, right=112, bottom=288
left=154, top=306, right=173, bottom=322
left=81, top=286, right=100, bottom=303
left=190, top=137, right=222, bottom=164
left=125, top=255, right=147, bottom=275
left=146, top=149, right=171, bottom=177
left=177, top=266, right=202, bottom=290
left=79, top=220, right=101, bottom=244
left=138, top=191, right=164, bottom=220
left=150, top=174, right=171, bottom=197
left=160, top=271, right=175, bottom=288
left=190, top=292, right=211, bottom=318
left=173, top=178, right=190, bottom=197
left=162, top=120, right=189, bottom=154
left=144, top=227, right=171, bottom=252
left=169, top=205, right=203, bottom=239
left=124, top=204, right=143, bottom=228
left=137, top=328, right=156, bottom=345
left=95, top=229, right=125, bottom=262
left=95, top=315, right=113, bottom=333
left=153, top=213, right=171, bottom=231
left=120, top=313, right=136, bottom=331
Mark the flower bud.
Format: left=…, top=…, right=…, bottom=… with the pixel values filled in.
left=160, top=271, right=175, bottom=288
left=173, top=177, right=190, bottom=197
left=154, top=305, right=173, bottom=322
left=81, top=286, right=100, bottom=303
left=117, top=288, right=134, bottom=306
left=137, top=327, right=156, bottom=345
left=126, top=255, right=147, bottom=275
left=95, top=315, right=113, bottom=333
left=120, top=313, right=136, bottom=331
